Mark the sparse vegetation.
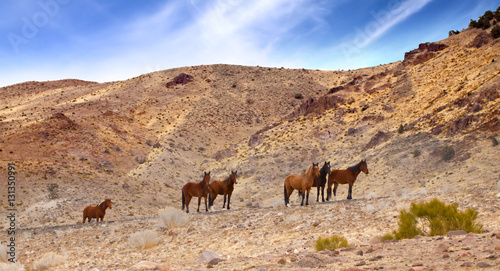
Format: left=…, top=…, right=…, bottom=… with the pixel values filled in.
left=128, top=230, right=159, bottom=249
left=469, top=5, right=500, bottom=36
left=315, top=235, right=349, bottom=251
left=441, top=145, right=455, bottom=161
left=34, top=252, right=65, bottom=270
left=158, top=207, right=188, bottom=229
left=294, top=93, right=304, bottom=99
left=412, top=149, right=421, bottom=157
left=382, top=198, right=482, bottom=240
left=492, top=136, right=499, bottom=146
left=397, top=124, right=404, bottom=134
left=492, top=24, right=500, bottom=39
left=46, top=183, right=59, bottom=199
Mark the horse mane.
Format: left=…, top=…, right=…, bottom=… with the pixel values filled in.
left=347, top=162, right=361, bottom=173
left=320, top=164, right=329, bottom=175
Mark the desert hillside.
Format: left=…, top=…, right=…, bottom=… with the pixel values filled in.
left=0, top=20, right=499, bottom=270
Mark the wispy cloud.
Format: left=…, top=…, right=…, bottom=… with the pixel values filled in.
left=339, top=0, right=433, bottom=60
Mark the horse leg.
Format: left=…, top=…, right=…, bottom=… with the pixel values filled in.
left=347, top=183, right=353, bottom=200
left=326, top=180, right=333, bottom=201
left=185, top=195, right=191, bottom=213
left=227, top=193, right=231, bottom=210
left=316, top=186, right=320, bottom=202
left=182, top=192, right=186, bottom=211
left=300, top=190, right=305, bottom=206
left=223, top=194, right=227, bottom=209
left=204, top=196, right=208, bottom=212
left=305, top=189, right=310, bottom=206
left=321, top=184, right=325, bottom=202
left=197, top=196, right=202, bottom=212
left=333, top=181, right=339, bottom=199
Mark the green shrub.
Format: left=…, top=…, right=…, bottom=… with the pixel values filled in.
left=492, top=25, right=500, bottom=39
left=442, top=145, right=455, bottom=161
left=384, top=198, right=482, bottom=240
left=295, top=93, right=304, bottom=99
left=492, top=137, right=499, bottom=146
left=315, top=235, right=349, bottom=251
left=398, top=124, right=404, bottom=134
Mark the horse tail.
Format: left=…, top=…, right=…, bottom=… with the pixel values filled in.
left=284, top=182, right=289, bottom=206
left=182, top=190, right=186, bottom=210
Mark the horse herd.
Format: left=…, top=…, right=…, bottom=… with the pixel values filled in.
left=82, top=160, right=368, bottom=221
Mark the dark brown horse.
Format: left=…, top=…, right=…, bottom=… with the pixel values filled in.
left=284, top=163, right=321, bottom=206
left=83, top=199, right=112, bottom=223
left=327, top=160, right=368, bottom=200
left=208, top=170, right=238, bottom=210
left=299, top=161, right=330, bottom=202
left=182, top=171, right=211, bottom=213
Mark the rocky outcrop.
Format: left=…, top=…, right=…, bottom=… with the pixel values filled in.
left=404, top=42, right=448, bottom=65
left=166, top=73, right=194, bottom=87
left=285, top=94, right=345, bottom=120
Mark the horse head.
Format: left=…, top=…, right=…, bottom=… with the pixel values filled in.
left=360, top=160, right=369, bottom=174
left=102, top=198, right=112, bottom=210
left=321, top=161, right=331, bottom=175
left=230, top=170, right=238, bottom=184
left=203, top=171, right=211, bottom=186
left=312, top=163, right=321, bottom=177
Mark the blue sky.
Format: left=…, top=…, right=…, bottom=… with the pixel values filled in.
left=0, top=0, right=498, bottom=87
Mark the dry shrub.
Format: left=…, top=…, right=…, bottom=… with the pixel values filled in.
left=34, top=252, right=65, bottom=270
left=158, top=207, right=188, bottom=229
left=382, top=198, right=482, bottom=241
left=315, top=235, right=349, bottom=251
left=128, top=230, right=159, bottom=249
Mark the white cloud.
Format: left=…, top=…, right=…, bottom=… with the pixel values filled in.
left=337, top=0, right=433, bottom=61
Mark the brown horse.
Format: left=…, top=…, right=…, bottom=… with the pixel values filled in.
left=327, top=160, right=368, bottom=200
left=82, top=199, right=112, bottom=223
left=182, top=171, right=211, bottom=213
left=208, top=170, right=238, bottom=210
left=284, top=163, right=321, bottom=206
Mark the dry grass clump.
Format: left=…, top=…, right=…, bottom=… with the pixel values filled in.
left=158, top=207, right=188, bottom=229
left=128, top=230, right=159, bottom=249
left=34, top=252, right=65, bottom=270
left=382, top=198, right=482, bottom=241
left=315, top=235, right=349, bottom=251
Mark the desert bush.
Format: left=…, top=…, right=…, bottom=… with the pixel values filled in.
left=128, top=230, right=159, bottom=249
left=382, top=198, right=482, bottom=240
left=158, top=207, right=188, bottom=229
left=492, top=136, right=499, bottom=146
left=315, top=235, right=349, bottom=251
left=441, top=145, right=455, bottom=161
left=46, top=183, right=59, bottom=199
left=294, top=93, right=304, bottom=99
left=412, top=149, right=421, bottom=157
left=492, top=25, right=500, bottom=39
left=397, top=124, right=404, bottom=134
left=34, top=252, right=65, bottom=270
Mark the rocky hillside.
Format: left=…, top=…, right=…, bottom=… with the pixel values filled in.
left=0, top=21, right=499, bottom=270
